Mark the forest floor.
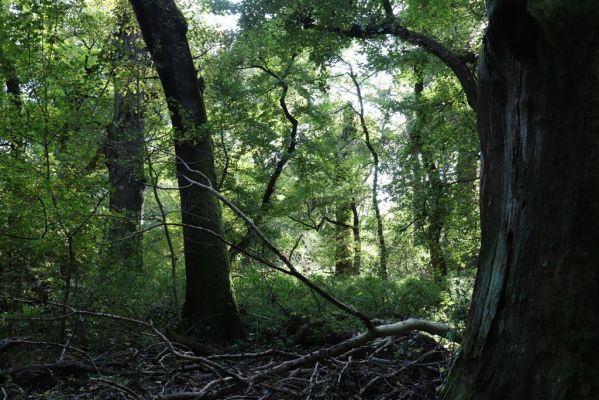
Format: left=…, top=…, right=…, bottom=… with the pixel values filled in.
left=1, top=329, right=453, bottom=399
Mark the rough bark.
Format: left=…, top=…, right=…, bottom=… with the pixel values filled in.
left=130, top=0, right=244, bottom=341
left=443, top=1, right=599, bottom=398
left=334, top=110, right=358, bottom=276
left=104, top=91, right=145, bottom=271
left=423, top=163, right=448, bottom=278
left=103, top=13, right=146, bottom=271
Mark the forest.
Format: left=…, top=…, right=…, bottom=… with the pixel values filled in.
left=1, top=0, right=597, bottom=399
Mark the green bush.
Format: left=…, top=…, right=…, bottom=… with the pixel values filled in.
left=233, top=266, right=465, bottom=346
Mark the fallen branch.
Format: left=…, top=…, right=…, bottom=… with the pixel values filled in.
left=91, top=377, right=143, bottom=400
left=0, top=336, right=32, bottom=355
left=162, top=318, right=459, bottom=399
left=4, top=299, right=456, bottom=399
left=177, top=158, right=375, bottom=331
left=0, top=362, right=115, bottom=386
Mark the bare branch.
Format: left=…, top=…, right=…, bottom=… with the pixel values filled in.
left=230, top=62, right=300, bottom=259
left=311, top=20, right=477, bottom=110
left=176, top=158, right=375, bottom=331
left=163, top=318, right=460, bottom=399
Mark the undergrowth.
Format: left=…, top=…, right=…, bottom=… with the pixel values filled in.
left=233, top=266, right=475, bottom=347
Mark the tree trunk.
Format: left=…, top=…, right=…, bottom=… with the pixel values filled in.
left=371, top=162, right=388, bottom=279
left=334, top=202, right=354, bottom=276
left=103, top=12, right=146, bottom=271
left=410, top=74, right=448, bottom=277
left=230, top=76, right=298, bottom=261
left=1, top=61, right=24, bottom=152
left=104, top=91, right=145, bottom=271
left=424, top=163, right=448, bottom=278
left=349, top=70, right=388, bottom=278
left=350, top=200, right=361, bottom=274
left=130, top=0, right=244, bottom=341
left=334, top=110, right=358, bottom=276
left=443, top=2, right=599, bottom=398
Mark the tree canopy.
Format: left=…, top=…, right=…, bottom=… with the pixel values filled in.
left=2, top=0, right=595, bottom=399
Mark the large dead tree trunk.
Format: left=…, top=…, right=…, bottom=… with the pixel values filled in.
left=443, top=1, right=599, bottom=398
left=130, top=0, right=244, bottom=341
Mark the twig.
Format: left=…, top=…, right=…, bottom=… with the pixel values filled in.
left=176, top=157, right=375, bottom=331
left=150, top=325, right=246, bottom=383
left=305, top=361, right=320, bottom=399
left=91, top=377, right=143, bottom=400
left=337, top=356, right=352, bottom=384
left=5, top=339, right=100, bottom=374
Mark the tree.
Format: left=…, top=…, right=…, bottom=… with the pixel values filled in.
left=129, top=0, right=244, bottom=341
left=349, top=69, right=388, bottom=279
left=242, top=0, right=597, bottom=394
left=228, top=62, right=300, bottom=261
left=409, top=69, right=448, bottom=278
left=443, top=1, right=599, bottom=398
left=103, top=9, right=146, bottom=272
left=334, top=109, right=359, bottom=276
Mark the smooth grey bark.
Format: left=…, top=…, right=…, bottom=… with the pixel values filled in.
left=130, top=0, right=244, bottom=341
left=443, top=1, right=599, bottom=398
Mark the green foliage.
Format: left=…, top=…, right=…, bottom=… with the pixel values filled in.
left=1, top=0, right=482, bottom=357
left=234, top=266, right=468, bottom=346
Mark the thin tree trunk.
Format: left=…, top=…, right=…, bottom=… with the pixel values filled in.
left=148, top=157, right=180, bottom=315
left=334, top=109, right=357, bottom=276
left=349, top=69, right=388, bottom=278
left=371, top=162, right=388, bottom=278
left=410, top=71, right=448, bottom=278
left=130, top=0, right=244, bottom=341
left=230, top=66, right=298, bottom=261
left=334, top=202, right=354, bottom=276
left=424, top=164, right=447, bottom=277
left=443, top=2, right=599, bottom=398
left=5, top=76, right=22, bottom=109
left=1, top=61, right=24, bottom=152
left=350, top=200, right=361, bottom=274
